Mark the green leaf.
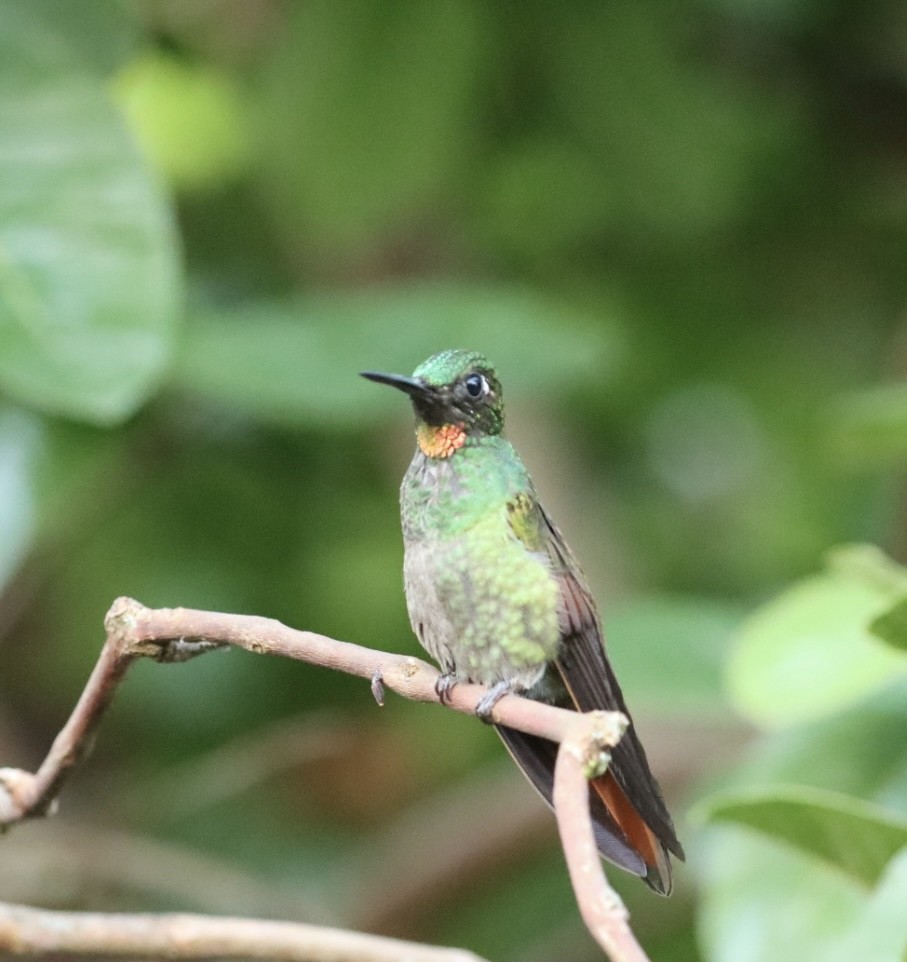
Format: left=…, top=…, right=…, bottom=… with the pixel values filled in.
left=824, top=847, right=907, bottom=962
left=0, top=406, right=43, bottom=589
left=724, top=679, right=907, bottom=809
left=698, top=825, right=867, bottom=962
left=727, top=545, right=907, bottom=728
left=869, top=597, right=907, bottom=652
left=606, top=594, right=744, bottom=718
left=113, top=52, right=251, bottom=191
left=828, top=542, right=907, bottom=595
left=700, top=823, right=907, bottom=962
left=0, top=6, right=181, bottom=423
left=2, top=0, right=141, bottom=76
left=173, top=285, right=615, bottom=427
left=699, top=692, right=907, bottom=959
left=696, top=784, right=907, bottom=886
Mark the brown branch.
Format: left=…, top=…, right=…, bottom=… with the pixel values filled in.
left=554, top=715, right=652, bottom=962
left=0, top=597, right=650, bottom=962
left=0, top=901, right=488, bottom=962
left=0, top=634, right=134, bottom=824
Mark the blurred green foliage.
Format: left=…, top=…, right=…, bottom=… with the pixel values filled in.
left=3, top=1, right=907, bottom=960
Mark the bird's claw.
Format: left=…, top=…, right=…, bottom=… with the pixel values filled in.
left=475, top=680, right=513, bottom=724
left=435, top=673, right=458, bottom=704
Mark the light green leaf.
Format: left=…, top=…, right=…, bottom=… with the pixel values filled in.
left=727, top=545, right=907, bottom=728
left=724, top=679, right=907, bottom=809
left=0, top=6, right=181, bottom=423
left=698, top=825, right=867, bottom=962
left=696, top=784, right=907, bottom=886
left=113, top=52, right=251, bottom=191
left=173, top=285, right=614, bottom=427
left=825, top=847, right=907, bottom=962
left=698, top=684, right=907, bottom=962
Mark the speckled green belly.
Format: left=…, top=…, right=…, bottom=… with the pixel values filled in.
left=403, top=507, right=561, bottom=688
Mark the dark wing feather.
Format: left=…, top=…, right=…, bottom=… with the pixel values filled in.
left=538, top=501, right=684, bottom=860
left=498, top=490, right=683, bottom=894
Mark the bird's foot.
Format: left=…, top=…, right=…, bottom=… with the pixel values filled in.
left=435, top=672, right=458, bottom=704
left=475, top=680, right=513, bottom=724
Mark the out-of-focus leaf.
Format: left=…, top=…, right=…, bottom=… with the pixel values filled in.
left=725, top=679, right=907, bottom=812
left=836, top=542, right=907, bottom=651
left=2, top=0, right=140, bottom=75
left=0, top=6, right=181, bottom=423
left=869, top=597, right=907, bottom=652
left=113, top=52, right=251, bottom=191
left=696, top=784, right=907, bottom=886
left=173, top=285, right=615, bottom=427
left=727, top=545, right=907, bottom=729
left=0, top=407, right=43, bottom=589
left=0, top=408, right=132, bottom=595
left=827, top=543, right=907, bottom=595
left=698, top=825, right=867, bottom=962
left=698, top=682, right=907, bottom=962
left=825, top=847, right=907, bottom=962
left=827, top=383, right=907, bottom=469
left=607, top=594, right=743, bottom=718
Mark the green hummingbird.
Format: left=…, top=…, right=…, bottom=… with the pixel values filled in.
left=362, top=349, right=683, bottom=894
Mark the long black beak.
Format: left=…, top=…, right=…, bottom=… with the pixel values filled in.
left=360, top=370, right=435, bottom=400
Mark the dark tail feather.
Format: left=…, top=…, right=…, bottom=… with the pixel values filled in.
left=495, top=724, right=675, bottom=888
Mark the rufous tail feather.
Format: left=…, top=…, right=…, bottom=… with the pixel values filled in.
left=592, top=771, right=673, bottom=895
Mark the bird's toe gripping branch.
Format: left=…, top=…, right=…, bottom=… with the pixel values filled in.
left=434, top=672, right=458, bottom=704
left=474, top=680, right=515, bottom=723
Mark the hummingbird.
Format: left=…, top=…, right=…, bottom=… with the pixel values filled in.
left=362, top=349, right=683, bottom=894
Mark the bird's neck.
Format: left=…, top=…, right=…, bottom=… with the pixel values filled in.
left=416, top=422, right=468, bottom=460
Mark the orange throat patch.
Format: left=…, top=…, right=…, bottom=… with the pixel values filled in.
left=417, top=423, right=467, bottom=459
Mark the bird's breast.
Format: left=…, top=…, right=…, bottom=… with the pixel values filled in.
left=401, top=503, right=562, bottom=689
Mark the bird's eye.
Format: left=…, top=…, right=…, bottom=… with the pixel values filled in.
left=464, top=373, right=488, bottom=398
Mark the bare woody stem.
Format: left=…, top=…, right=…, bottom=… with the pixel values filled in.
left=0, top=597, right=650, bottom=962
left=0, top=902, right=487, bottom=962
left=554, top=716, right=652, bottom=962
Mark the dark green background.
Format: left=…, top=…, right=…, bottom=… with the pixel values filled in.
left=2, top=1, right=907, bottom=959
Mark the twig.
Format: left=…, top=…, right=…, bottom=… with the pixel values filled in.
left=553, top=714, right=651, bottom=962
left=0, top=633, right=134, bottom=825
left=0, top=901, right=488, bottom=962
left=0, top=597, right=650, bottom=962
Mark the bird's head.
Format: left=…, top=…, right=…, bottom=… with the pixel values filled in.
left=362, top=349, right=505, bottom=456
